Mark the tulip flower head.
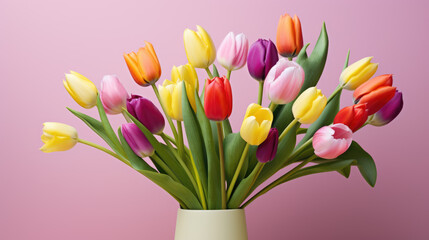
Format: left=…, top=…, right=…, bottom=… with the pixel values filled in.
left=265, top=58, right=305, bottom=104
left=313, top=123, right=353, bottom=159
left=158, top=80, right=185, bottom=121
left=171, top=63, right=199, bottom=110
left=369, top=90, right=403, bottom=126
left=247, top=39, right=279, bottom=81
left=334, top=103, right=368, bottom=132
left=276, top=13, right=303, bottom=57
left=340, top=57, right=379, bottom=90
left=127, top=94, right=165, bottom=134
left=292, top=87, right=327, bottom=124
left=204, top=76, right=233, bottom=121
left=184, top=25, right=216, bottom=69
left=63, top=71, right=98, bottom=109
left=240, top=104, right=273, bottom=146
left=124, top=41, right=162, bottom=86
left=100, top=75, right=129, bottom=115
left=40, top=122, right=78, bottom=153
left=256, top=128, right=279, bottom=163
left=121, top=123, right=154, bottom=158
left=217, top=32, right=249, bottom=71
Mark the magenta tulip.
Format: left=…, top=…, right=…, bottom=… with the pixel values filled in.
left=256, top=128, right=279, bottom=163
left=313, top=124, right=353, bottom=159
left=126, top=94, right=165, bottom=134
left=217, top=32, right=249, bottom=72
left=121, top=123, right=154, bottom=158
left=264, top=58, right=305, bottom=104
left=369, top=91, right=403, bottom=126
left=247, top=39, right=279, bottom=81
left=100, top=75, right=129, bottom=114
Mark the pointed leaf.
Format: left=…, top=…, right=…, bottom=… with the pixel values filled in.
left=224, top=133, right=247, bottom=185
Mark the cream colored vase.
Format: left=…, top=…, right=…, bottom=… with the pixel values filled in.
left=174, top=209, right=248, bottom=240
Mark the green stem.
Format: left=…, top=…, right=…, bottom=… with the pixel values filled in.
left=151, top=84, right=179, bottom=141
left=216, top=121, right=227, bottom=209
left=151, top=154, right=180, bottom=182
left=160, top=132, right=177, bottom=146
left=121, top=111, right=132, bottom=123
left=227, top=70, right=231, bottom=80
left=176, top=121, right=186, bottom=161
left=227, top=143, right=250, bottom=200
left=258, top=81, right=264, bottom=105
left=205, top=67, right=213, bottom=79
left=282, top=137, right=313, bottom=167
left=327, top=84, right=344, bottom=103
left=242, top=162, right=265, bottom=201
left=269, top=103, right=277, bottom=112
left=288, top=57, right=293, bottom=61
left=78, top=138, right=131, bottom=166
left=279, top=118, right=299, bottom=141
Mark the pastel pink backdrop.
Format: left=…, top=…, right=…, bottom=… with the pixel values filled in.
left=1, top=0, right=428, bottom=239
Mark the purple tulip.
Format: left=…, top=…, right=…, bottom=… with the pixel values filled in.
left=256, top=128, right=279, bottom=163
left=121, top=123, right=154, bottom=158
left=247, top=39, right=279, bottom=81
left=126, top=94, right=165, bottom=134
left=369, top=91, right=403, bottom=126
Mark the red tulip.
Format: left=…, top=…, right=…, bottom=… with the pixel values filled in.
left=333, top=104, right=368, bottom=132
left=204, top=76, right=233, bottom=121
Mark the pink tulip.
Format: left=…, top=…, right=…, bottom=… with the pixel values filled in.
left=264, top=58, right=305, bottom=104
left=312, top=123, right=353, bottom=159
left=100, top=75, right=129, bottom=114
left=217, top=32, right=249, bottom=71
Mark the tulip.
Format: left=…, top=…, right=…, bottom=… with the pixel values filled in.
left=158, top=80, right=185, bottom=121
left=333, top=104, right=368, bottom=132
left=264, top=58, right=305, bottom=104
left=292, top=87, right=327, bottom=124
left=369, top=91, right=403, bottom=126
left=353, top=74, right=396, bottom=115
left=171, top=63, right=199, bottom=110
left=183, top=25, right=216, bottom=69
left=276, top=13, right=303, bottom=58
left=121, top=123, right=154, bottom=158
left=313, top=123, right=353, bottom=159
left=63, top=71, right=98, bottom=109
left=247, top=39, right=279, bottom=81
left=240, top=103, right=273, bottom=145
left=40, top=122, right=78, bottom=153
left=124, top=41, right=161, bottom=86
left=217, top=32, right=249, bottom=71
left=100, top=75, right=129, bottom=115
left=256, top=128, right=279, bottom=163
left=340, top=57, right=379, bottom=90
left=127, top=94, right=165, bottom=134
left=204, top=77, right=233, bottom=121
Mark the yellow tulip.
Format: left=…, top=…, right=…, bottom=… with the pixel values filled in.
left=158, top=80, right=184, bottom=121
left=183, top=25, right=216, bottom=69
left=292, top=87, right=327, bottom=124
left=171, top=63, right=199, bottom=111
left=240, top=103, right=273, bottom=145
left=40, top=122, right=78, bottom=153
left=340, top=57, right=379, bottom=90
left=63, top=71, right=98, bottom=108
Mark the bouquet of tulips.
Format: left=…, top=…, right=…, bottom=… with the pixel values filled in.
left=40, top=13, right=403, bottom=210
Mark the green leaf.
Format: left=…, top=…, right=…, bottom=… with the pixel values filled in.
left=228, top=163, right=263, bottom=209
left=212, top=64, right=219, bottom=77
left=224, top=133, right=248, bottom=185
left=337, top=164, right=351, bottom=178
left=286, top=160, right=354, bottom=182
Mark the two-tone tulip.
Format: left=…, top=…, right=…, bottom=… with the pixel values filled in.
left=121, top=123, right=154, bottom=158
left=333, top=104, right=368, bottom=132
left=264, top=58, right=305, bottom=104
left=369, top=90, right=403, bottom=126
left=340, top=57, right=379, bottom=90
left=313, top=123, right=353, bottom=159
left=40, top=122, right=78, bottom=153
left=247, top=39, right=279, bottom=81
left=124, top=41, right=161, bottom=86
left=127, top=94, right=165, bottom=134
left=100, top=75, right=129, bottom=115
left=276, top=13, right=303, bottom=58
left=184, top=25, right=216, bottom=69
left=292, top=87, right=327, bottom=124
left=256, top=128, right=279, bottom=163
left=217, top=32, right=249, bottom=71
left=171, top=63, right=199, bottom=110
left=240, top=104, right=273, bottom=145
left=63, top=71, right=98, bottom=108
left=204, top=76, right=233, bottom=121
left=353, top=74, right=396, bottom=115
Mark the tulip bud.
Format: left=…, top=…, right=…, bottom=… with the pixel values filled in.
left=204, top=77, right=233, bottom=121
left=127, top=94, right=165, bottom=134
left=369, top=91, right=403, bottom=126
left=240, top=104, right=273, bottom=146
left=353, top=74, right=396, bottom=115
left=121, top=123, right=154, bottom=158
left=217, top=32, right=249, bottom=71
left=256, top=128, right=279, bottom=163
left=333, top=104, right=368, bottom=132
left=124, top=41, right=161, bottom=86
left=40, top=122, right=78, bottom=153
left=184, top=25, right=216, bottom=69
left=313, top=123, right=353, bottom=159
left=158, top=80, right=185, bottom=121
left=99, top=75, right=129, bottom=115
left=276, top=13, right=303, bottom=57
left=292, top=87, right=327, bottom=124
left=340, top=57, right=379, bottom=90
left=171, top=63, right=199, bottom=110
left=264, top=58, right=305, bottom=104
left=63, top=71, right=98, bottom=109
left=247, top=39, right=279, bottom=81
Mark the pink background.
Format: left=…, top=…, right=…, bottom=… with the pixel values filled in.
left=1, top=0, right=428, bottom=239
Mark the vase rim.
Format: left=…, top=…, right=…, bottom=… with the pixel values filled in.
left=178, top=209, right=245, bottom=213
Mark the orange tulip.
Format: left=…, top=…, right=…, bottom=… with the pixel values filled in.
left=124, top=41, right=161, bottom=86
left=276, top=13, right=303, bottom=58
